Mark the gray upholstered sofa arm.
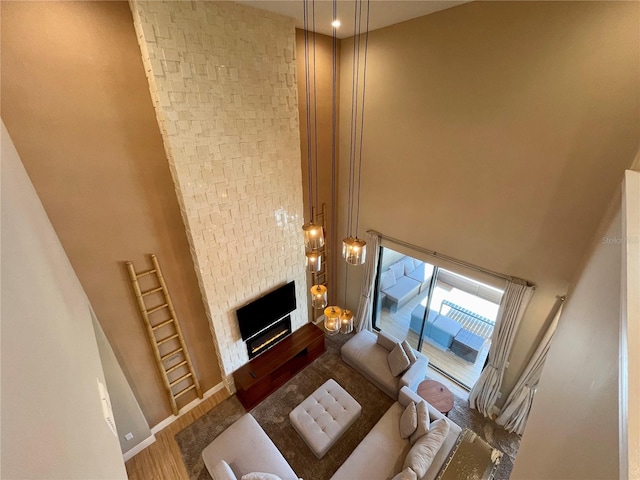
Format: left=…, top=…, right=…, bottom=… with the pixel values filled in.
left=399, top=356, right=429, bottom=392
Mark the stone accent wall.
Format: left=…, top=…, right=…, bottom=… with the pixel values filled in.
left=130, top=0, right=306, bottom=387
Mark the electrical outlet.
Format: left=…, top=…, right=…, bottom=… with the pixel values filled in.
left=125, top=432, right=134, bottom=441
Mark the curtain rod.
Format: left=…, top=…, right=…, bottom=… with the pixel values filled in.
left=367, top=230, right=536, bottom=288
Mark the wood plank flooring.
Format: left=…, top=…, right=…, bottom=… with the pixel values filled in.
left=126, top=389, right=230, bottom=480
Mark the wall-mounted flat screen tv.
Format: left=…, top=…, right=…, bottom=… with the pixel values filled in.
left=236, top=280, right=296, bottom=341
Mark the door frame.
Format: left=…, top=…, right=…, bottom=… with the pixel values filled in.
left=620, top=169, right=640, bottom=479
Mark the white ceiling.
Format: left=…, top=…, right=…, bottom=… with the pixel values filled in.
left=235, top=1, right=470, bottom=38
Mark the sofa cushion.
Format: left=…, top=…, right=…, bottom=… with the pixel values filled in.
left=212, top=460, right=237, bottom=480
left=390, top=261, right=405, bottom=280
left=332, top=393, right=461, bottom=480
left=383, top=276, right=421, bottom=305
left=342, top=330, right=399, bottom=398
left=400, top=401, right=417, bottom=439
left=392, top=467, right=417, bottom=480
left=331, top=403, right=410, bottom=480
left=407, top=262, right=431, bottom=284
left=377, top=330, right=400, bottom=351
left=401, top=340, right=417, bottom=365
left=381, top=269, right=397, bottom=290
left=403, top=418, right=450, bottom=478
left=428, top=315, right=463, bottom=349
left=241, top=474, right=281, bottom=480
left=402, top=257, right=416, bottom=275
left=388, top=343, right=411, bottom=377
left=409, top=400, right=430, bottom=445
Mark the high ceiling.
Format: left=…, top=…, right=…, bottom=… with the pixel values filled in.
left=235, top=1, right=470, bottom=38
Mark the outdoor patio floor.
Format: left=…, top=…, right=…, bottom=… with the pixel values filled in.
left=377, top=282, right=495, bottom=390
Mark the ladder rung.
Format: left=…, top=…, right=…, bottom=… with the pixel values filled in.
left=152, top=318, right=174, bottom=330
left=170, top=372, right=193, bottom=387
left=136, top=269, right=157, bottom=278
left=147, top=303, right=168, bottom=314
left=141, top=286, right=164, bottom=296
left=174, top=384, right=196, bottom=399
left=165, top=360, right=188, bottom=374
left=157, top=333, right=179, bottom=346
left=161, top=347, right=183, bottom=361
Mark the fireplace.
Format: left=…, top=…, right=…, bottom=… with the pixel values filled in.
left=246, top=316, right=292, bottom=359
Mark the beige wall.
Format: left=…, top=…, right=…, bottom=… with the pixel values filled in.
left=92, top=313, right=152, bottom=454
left=0, top=1, right=222, bottom=427
left=337, top=1, right=639, bottom=402
left=131, top=1, right=307, bottom=384
left=1, top=122, right=127, bottom=479
left=512, top=196, right=622, bottom=479
left=296, top=29, right=341, bottom=307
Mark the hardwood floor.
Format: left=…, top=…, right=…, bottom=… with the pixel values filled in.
left=126, top=389, right=230, bottom=480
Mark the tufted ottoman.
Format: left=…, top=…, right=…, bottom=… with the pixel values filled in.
left=289, top=378, right=361, bottom=459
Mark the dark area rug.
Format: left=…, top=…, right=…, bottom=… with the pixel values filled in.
left=175, top=334, right=393, bottom=480
left=175, top=331, right=520, bottom=480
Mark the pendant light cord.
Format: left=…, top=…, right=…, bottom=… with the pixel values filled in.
left=353, top=0, right=370, bottom=238
left=303, top=1, right=313, bottom=220
left=331, top=0, right=338, bottom=296
left=312, top=0, right=320, bottom=215
left=347, top=0, right=363, bottom=238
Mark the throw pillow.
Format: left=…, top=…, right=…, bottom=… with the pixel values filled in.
left=409, top=400, right=430, bottom=445
left=390, top=261, right=405, bottom=280
left=403, top=418, right=451, bottom=478
left=391, top=467, right=418, bottom=480
left=400, top=401, right=418, bottom=439
left=388, top=343, right=411, bottom=377
left=401, top=340, right=417, bottom=365
left=402, top=256, right=416, bottom=275
left=240, top=473, right=282, bottom=480
left=211, top=460, right=236, bottom=480
left=380, top=269, right=397, bottom=291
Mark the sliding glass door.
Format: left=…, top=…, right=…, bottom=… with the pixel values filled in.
left=374, top=247, right=503, bottom=390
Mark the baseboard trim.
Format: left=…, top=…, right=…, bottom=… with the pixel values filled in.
left=123, top=434, right=156, bottom=461
left=150, top=382, right=227, bottom=435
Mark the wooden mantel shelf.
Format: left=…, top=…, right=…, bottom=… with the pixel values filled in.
left=233, top=322, right=325, bottom=410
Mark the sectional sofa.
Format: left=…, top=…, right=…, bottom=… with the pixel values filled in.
left=380, top=257, right=433, bottom=310
left=340, top=329, right=428, bottom=398
left=202, top=329, right=462, bottom=480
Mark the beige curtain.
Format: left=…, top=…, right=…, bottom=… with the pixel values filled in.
left=353, top=231, right=381, bottom=331
left=495, top=303, right=563, bottom=434
left=469, top=279, right=534, bottom=417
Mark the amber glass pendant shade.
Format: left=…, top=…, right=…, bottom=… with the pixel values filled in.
left=340, top=309, right=354, bottom=334
left=302, top=223, right=325, bottom=250
left=305, top=250, right=322, bottom=272
left=310, top=284, right=328, bottom=309
left=323, top=305, right=342, bottom=335
left=342, top=236, right=367, bottom=265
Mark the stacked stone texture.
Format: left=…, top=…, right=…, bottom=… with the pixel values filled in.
left=131, top=1, right=306, bottom=387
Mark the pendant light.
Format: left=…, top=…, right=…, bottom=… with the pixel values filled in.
left=324, top=305, right=342, bottom=335
left=302, top=0, right=326, bottom=319
left=310, top=284, right=328, bottom=309
left=342, top=0, right=370, bottom=266
left=340, top=309, right=354, bottom=334
left=305, top=250, right=322, bottom=273
left=302, top=222, right=324, bottom=250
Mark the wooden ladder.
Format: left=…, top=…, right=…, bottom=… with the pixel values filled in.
left=126, top=254, right=202, bottom=415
